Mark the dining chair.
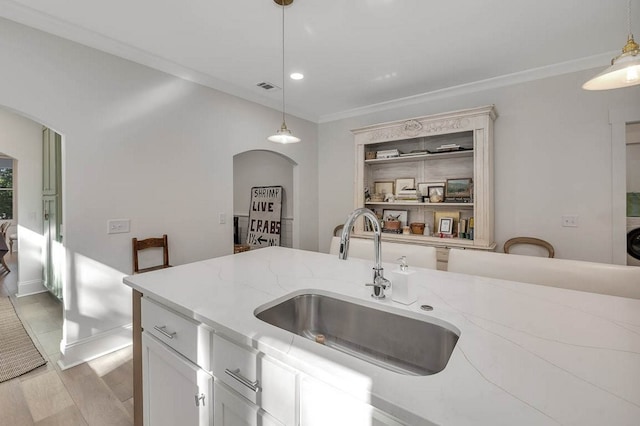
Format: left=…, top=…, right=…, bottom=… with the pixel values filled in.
left=132, top=234, right=170, bottom=274
left=503, top=237, right=555, bottom=258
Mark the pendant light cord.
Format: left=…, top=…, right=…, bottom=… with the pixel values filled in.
left=281, top=2, right=286, bottom=124
left=628, top=0, right=632, bottom=36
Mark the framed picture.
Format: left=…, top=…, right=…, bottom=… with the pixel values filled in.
left=438, top=217, right=454, bottom=235
left=374, top=181, right=394, bottom=195
left=394, top=178, right=415, bottom=195
left=445, top=178, right=472, bottom=199
left=417, top=181, right=445, bottom=196
left=382, top=209, right=408, bottom=227
left=427, top=185, right=445, bottom=203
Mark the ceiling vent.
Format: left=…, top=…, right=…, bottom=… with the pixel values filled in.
left=256, top=81, right=281, bottom=91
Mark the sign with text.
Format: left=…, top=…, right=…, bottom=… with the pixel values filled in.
left=246, top=186, right=283, bottom=248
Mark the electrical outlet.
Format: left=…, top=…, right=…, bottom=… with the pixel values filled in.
left=219, top=213, right=226, bottom=224
left=561, top=215, right=578, bottom=227
left=107, top=219, right=131, bottom=234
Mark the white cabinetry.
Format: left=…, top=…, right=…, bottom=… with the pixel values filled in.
left=140, top=296, right=409, bottom=426
left=141, top=297, right=214, bottom=426
left=352, top=105, right=497, bottom=267
left=212, top=334, right=296, bottom=426
left=214, top=381, right=283, bottom=426
left=300, top=376, right=405, bottom=426
left=142, top=333, right=213, bottom=426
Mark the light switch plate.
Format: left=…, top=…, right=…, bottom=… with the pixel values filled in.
left=107, top=219, right=131, bottom=234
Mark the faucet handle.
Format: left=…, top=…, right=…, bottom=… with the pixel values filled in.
left=366, top=280, right=389, bottom=299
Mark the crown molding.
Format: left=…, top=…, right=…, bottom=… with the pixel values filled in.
left=0, top=0, right=619, bottom=125
left=317, top=52, right=616, bottom=124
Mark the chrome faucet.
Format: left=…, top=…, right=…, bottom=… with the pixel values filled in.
left=339, top=208, right=391, bottom=299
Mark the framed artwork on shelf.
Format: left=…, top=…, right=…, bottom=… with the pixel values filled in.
left=394, top=178, right=415, bottom=195
left=445, top=178, right=472, bottom=199
left=382, top=209, right=408, bottom=227
left=417, top=181, right=445, bottom=197
left=438, top=217, right=454, bottom=235
left=427, top=185, right=445, bottom=203
left=374, top=181, right=394, bottom=196
left=434, top=211, right=460, bottom=234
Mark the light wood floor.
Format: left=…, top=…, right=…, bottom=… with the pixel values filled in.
left=0, top=252, right=134, bottom=425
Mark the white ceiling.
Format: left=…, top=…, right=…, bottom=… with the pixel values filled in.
left=0, top=0, right=634, bottom=122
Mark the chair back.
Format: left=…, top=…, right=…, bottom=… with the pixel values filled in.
left=329, top=236, right=437, bottom=269
left=0, top=222, right=9, bottom=238
left=504, top=237, right=555, bottom=258
left=447, top=248, right=640, bottom=299
left=132, top=234, right=170, bottom=274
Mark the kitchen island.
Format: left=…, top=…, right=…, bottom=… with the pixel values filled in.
left=124, top=246, right=640, bottom=425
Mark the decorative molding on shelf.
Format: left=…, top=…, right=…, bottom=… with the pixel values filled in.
left=367, top=118, right=470, bottom=142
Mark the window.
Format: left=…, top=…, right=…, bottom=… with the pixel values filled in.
left=0, top=158, right=14, bottom=220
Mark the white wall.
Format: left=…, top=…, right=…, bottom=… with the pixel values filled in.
left=628, top=123, right=640, bottom=193
left=318, top=70, right=640, bottom=262
left=0, top=109, right=44, bottom=293
left=0, top=18, right=318, bottom=366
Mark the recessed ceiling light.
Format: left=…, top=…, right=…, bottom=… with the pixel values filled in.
left=290, top=72, right=304, bottom=80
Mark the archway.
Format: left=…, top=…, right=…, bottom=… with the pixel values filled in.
left=233, top=150, right=297, bottom=248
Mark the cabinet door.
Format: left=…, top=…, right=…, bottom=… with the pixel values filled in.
left=142, top=333, right=213, bottom=426
left=214, top=381, right=283, bottom=426
left=300, top=376, right=405, bottom=426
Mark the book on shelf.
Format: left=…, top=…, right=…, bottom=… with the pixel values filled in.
left=376, top=149, right=400, bottom=159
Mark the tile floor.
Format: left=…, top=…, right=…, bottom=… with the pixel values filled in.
left=0, top=252, right=134, bottom=425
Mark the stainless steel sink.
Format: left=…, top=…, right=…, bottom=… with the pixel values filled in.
left=255, top=292, right=459, bottom=376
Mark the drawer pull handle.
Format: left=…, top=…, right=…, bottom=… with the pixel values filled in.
left=153, top=325, right=176, bottom=339
left=225, top=368, right=260, bottom=392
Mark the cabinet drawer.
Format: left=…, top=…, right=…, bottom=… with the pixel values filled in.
left=142, top=297, right=212, bottom=371
left=214, top=381, right=284, bottom=426
left=212, top=334, right=296, bottom=425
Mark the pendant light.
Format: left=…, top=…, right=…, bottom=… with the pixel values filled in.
left=268, top=0, right=301, bottom=144
left=583, top=0, right=640, bottom=90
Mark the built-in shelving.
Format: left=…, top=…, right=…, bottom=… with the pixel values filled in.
left=351, top=105, right=497, bottom=265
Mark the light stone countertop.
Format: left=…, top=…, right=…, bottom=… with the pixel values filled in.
left=123, top=246, right=640, bottom=426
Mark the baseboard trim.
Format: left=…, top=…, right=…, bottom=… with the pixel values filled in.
left=17, top=279, right=47, bottom=297
left=57, top=324, right=133, bottom=370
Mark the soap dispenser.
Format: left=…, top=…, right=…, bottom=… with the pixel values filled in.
left=390, top=256, right=417, bottom=305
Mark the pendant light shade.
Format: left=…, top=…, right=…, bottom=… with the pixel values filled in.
left=267, top=122, right=301, bottom=144
left=268, top=0, right=301, bottom=144
left=583, top=1, right=640, bottom=90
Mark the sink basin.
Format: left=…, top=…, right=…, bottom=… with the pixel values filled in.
left=255, top=292, right=459, bottom=376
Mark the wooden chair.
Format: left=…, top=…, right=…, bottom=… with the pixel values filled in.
left=131, top=234, right=170, bottom=426
left=504, top=237, right=555, bottom=258
left=333, top=224, right=344, bottom=237
left=0, top=222, right=9, bottom=239
left=132, top=234, right=170, bottom=274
